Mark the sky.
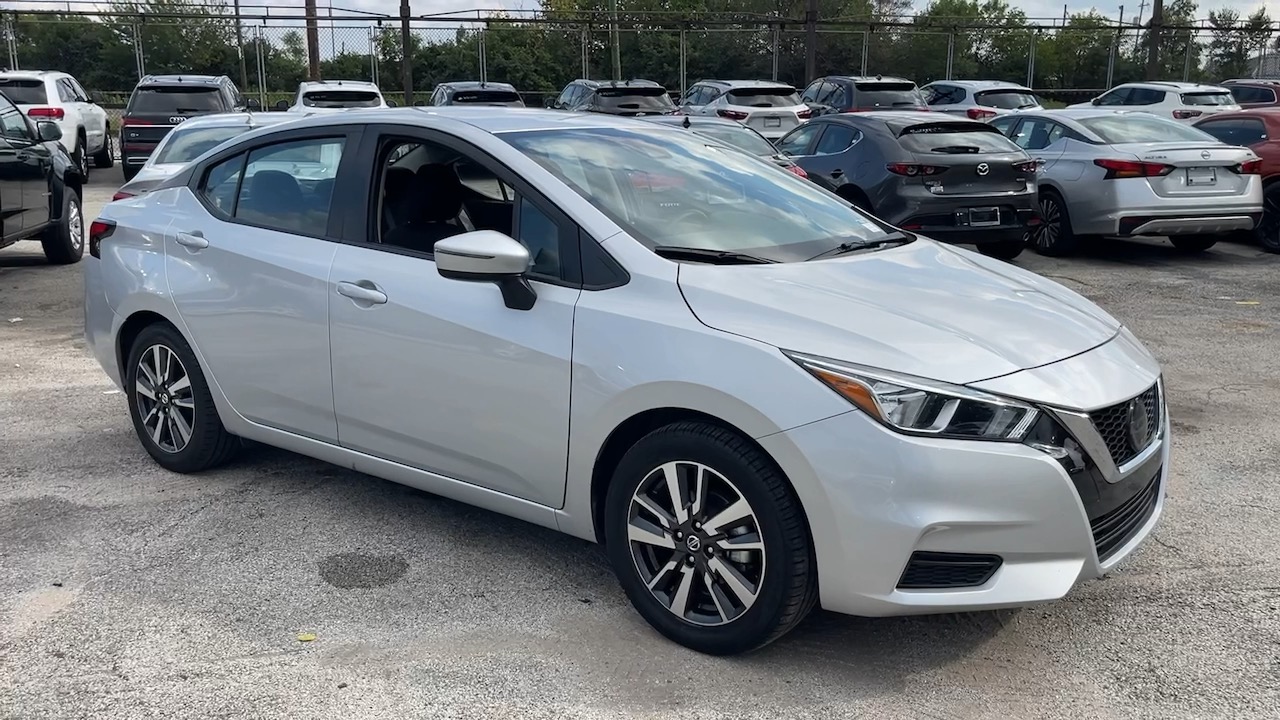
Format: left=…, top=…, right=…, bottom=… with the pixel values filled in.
left=0, top=0, right=1276, bottom=26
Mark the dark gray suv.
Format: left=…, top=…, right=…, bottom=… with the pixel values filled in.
left=428, top=81, right=525, bottom=107
left=548, top=79, right=675, bottom=116
left=777, top=112, right=1040, bottom=260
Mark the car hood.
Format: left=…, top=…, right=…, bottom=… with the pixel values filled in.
left=676, top=239, right=1122, bottom=386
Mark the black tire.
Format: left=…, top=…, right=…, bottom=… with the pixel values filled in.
left=72, top=132, right=89, bottom=180
left=604, top=421, right=817, bottom=655
left=977, top=238, right=1025, bottom=260
left=125, top=322, right=239, bottom=473
left=1030, top=191, right=1080, bottom=256
left=92, top=132, right=114, bottom=168
left=40, top=187, right=83, bottom=264
left=1254, top=183, right=1280, bottom=254
left=1169, top=235, right=1218, bottom=253
left=122, top=164, right=139, bottom=182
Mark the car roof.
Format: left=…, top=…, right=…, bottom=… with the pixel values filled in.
left=574, top=78, right=665, bottom=89
left=0, top=70, right=62, bottom=79
left=831, top=110, right=979, bottom=132
left=440, top=81, right=517, bottom=91
left=695, top=79, right=797, bottom=89
left=299, top=80, right=380, bottom=92
left=138, top=74, right=225, bottom=88
left=928, top=80, right=1032, bottom=91
left=1221, top=78, right=1280, bottom=86
left=644, top=115, right=755, bottom=129
left=166, top=112, right=297, bottom=130
left=821, top=75, right=915, bottom=85
left=1117, top=81, right=1230, bottom=92
left=1036, top=108, right=1172, bottom=120
left=258, top=107, right=679, bottom=136
left=1197, top=106, right=1280, bottom=118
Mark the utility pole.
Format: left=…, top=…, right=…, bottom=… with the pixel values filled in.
left=804, top=0, right=818, bottom=83
left=233, top=0, right=247, bottom=92
left=609, top=0, right=620, bottom=81
left=1145, top=0, right=1163, bottom=80
left=400, top=0, right=413, bottom=105
left=304, top=0, right=321, bottom=80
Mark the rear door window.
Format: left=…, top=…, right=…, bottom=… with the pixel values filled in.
left=725, top=87, right=800, bottom=107
left=0, top=79, right=48, bottom=105
left=1181, top=91, right=1237, bottom=106
left=897, top=123, right=1021, bottom=154
left=1094, top=88, right=1132, bottom=106
left=1009, top=118, right=1066, bottom=150
left=924, top=84, right=963, bottom=105
left=815, top=125, right=859, bottom=155
left=129, top=86, right=224, bottom=114
left=975, top=89, right=1040, bottom=110
left=1127, top=88, right=1166, bottom=105
left=1229, top=85, right=1276, bottom=104
left=852, top=82, right=925, bottom=110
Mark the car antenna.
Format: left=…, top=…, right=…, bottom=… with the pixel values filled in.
left=682, top=115, right=691, bottom=128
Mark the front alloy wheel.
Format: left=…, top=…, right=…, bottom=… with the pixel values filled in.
left=628, top=461, right=765, bottom=626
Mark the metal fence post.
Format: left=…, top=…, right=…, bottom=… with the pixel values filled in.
left=771, top=24, right=780, bottom=81
left=133, top=22, right=146, bottom=79
left=369, top=24, right=380, bottom=87
left=1182, top=28, right=1193, bottom=81
left=399, top=0, right=412, bottom=106
left=678, top=28, right=687, bottom=96
left=945, top=30, right=955, bottom=80
left=1105, top=33, right=1117, bottom=88
left=1026, top=30, right=1037, bottom=87
left=581, top=26, right=589, bottom=79
left=4, top=16, right=18, bottom=71
left=860, top=29, right=869, bottom=76
left=254, top=25, right=266, bottom=106
left=478, top=26, right=487, bottom=83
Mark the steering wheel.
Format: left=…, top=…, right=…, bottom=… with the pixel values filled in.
left=669, top=208, right=712, bottom=226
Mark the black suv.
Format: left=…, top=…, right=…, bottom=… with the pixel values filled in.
left=429, top=81, right=525, bottom=107
left=800, top=75, right=928, bottom=117
left=120, top=74, right=251, bottom=180
left=0, top=91, right=85, bottom=264
left=548, top=79, right=675, bottom=116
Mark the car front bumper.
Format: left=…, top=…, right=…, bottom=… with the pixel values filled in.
left=758, top=349, right=1167, bottom=617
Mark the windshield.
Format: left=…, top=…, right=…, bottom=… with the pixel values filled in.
left=975, top=89, right=1040, bottom=110
left=1181, top=92, right=1237, bottom=106
left=689, top=124, right=777, bottom=156
left=454, top=90, right=523, bottom=105
left=854, top=82, right=926, bottom=110
left=0, top=79, right=47, bottom=105
left=502, top=127, right=894, bottom=262
left=129, top=86, right=223, bottom=114
left=1079, top=114, right=1216, bottom=143
left=154, top=125, right=245, bottom=164
left=594, top=87, right=674, bottom=112
left=302, top=90, right=381, bottom=108
left=898, top=124, right=1021, bottom=153
left=726, top=87, right=801, bottom=107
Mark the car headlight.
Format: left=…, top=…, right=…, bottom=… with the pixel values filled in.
left=785, top=351, right=1040, bottom=441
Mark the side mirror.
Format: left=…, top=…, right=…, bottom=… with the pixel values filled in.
left=434, top=231, right=536, bottom=310
left=544, top=97, right=556, bottom=109
left=413, top=99, right=426, bottom=107
left=37, top=120, right=62, bottom=142
left=1090, top=97, right=1100, bottom=106
left=386, top=99, right=399, bottom=108
left=274, top=99, right=289, bottom=111
left=89, top=90, right=104, bottom=104
left=246, top=98, right=261, bottom=111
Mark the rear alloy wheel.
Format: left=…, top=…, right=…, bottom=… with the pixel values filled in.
left=1255, top=184, right=1280, bottom=254
left=1169, top=235, right=1218, bottom=253
left=977, top=238, right=1025, bottom=261
left=1030, top=192, right=1079, bottom=256
left=40, top=188, right=83, bottom=264
left=92, top=133, right=114, bottom=168
left=126, top=323, right=239, bottom=473
left=73, top=133, right=89, bottom=179
left=605, top=422, right=817, bottom=655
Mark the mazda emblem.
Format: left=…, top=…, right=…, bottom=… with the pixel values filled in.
left=1200, top=150, right=1211, bottom=160
left=1126, top=400, right=1151, bottom=450
left=976, top=163, right=990, bottom=176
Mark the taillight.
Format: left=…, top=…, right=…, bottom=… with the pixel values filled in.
left=1013, top=159, right=1039, bottom=174
left=88, top=219, right=116, bottom=259
left=111, top=191, right=135, bottom=201
left=1172, top=109, right=1203, bottom=120
left=716, top=109, right=748, bottom=121
left=121, top=117, right=153, bottom=127
left=27, top=107, right=65, bottom=120
left=886, top=163, right=947, bottom=177
left=966, top=107, right=997, bottom=121
left=1232, top=159, right=1263, bottom=174
left=1093, top=158, right=1175, bottom=179
left=785, top=164, right=808, bottom=178
left=796, top=108, right=812, bottom=119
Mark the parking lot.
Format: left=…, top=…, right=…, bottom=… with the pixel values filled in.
left=1, top=167, right=1278, bottom=719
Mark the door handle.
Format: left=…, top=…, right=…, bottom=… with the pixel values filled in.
left=174, top=231, right=208, bottom=249
left=336, top=281, right=388, bottom=305
left=830, top=169, right=844, bottom=178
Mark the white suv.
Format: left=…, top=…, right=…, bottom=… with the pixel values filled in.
left=678, top=80, right=811, bottom=141
left=1070, top=81, right=1241, bottom=123
left=282, top=80, right=387, bottom=113
left=922, top=80, right=1043, bottom=121
left=0, top=70, right=111, bottom=175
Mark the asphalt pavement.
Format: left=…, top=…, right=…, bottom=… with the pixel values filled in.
left=1, top=167, right=1278, bottom=719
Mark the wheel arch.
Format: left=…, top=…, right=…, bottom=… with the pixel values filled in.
left=835, top=183, right=873, bottom=212
left=116, top=310, right=173, bottom=380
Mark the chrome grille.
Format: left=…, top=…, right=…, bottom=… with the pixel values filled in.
left=1089, top=384, right=1161, bottom=467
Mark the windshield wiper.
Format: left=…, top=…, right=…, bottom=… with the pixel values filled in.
left=805, top=232, right=911, bottom=261
left=930, top=145, right=981, bottom=154
left=653, top=246, right=778, bottom=265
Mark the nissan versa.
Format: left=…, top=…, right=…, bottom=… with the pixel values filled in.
left=84, top=108, right=1168, bottom=655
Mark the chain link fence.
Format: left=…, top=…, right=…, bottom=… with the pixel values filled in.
left=2, top=10, right=1277, bottom=113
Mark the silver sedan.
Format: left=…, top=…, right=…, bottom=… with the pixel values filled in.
left=989, top=109, right=1262, bottom=255
left=84, top=108, right=1168, bottom=654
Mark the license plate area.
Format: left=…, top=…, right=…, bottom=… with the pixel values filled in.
left=964, top=206, right=1001, bottom=227
left=1187, top=167, right=1217, bottom=186
left=763, top=117, right=781, bottom=128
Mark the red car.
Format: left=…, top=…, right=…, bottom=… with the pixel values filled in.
left=1220, top=79, right=1280, bottom=109
left=1195, top=108, right=1280, bottom=253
